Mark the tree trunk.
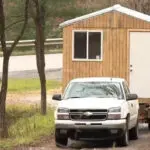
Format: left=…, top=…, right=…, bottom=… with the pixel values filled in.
left=40, top=63, right=46, bottom=115
left=35, top=19, right=46, bottom=115
left=32, top=0, right=47, bottom=115
left=0, top=54, right=9, bottom=138
left=0, top=0, right=29, bottom=138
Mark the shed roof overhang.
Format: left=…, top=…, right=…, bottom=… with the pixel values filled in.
left=59, top=4, right=150, bottom=28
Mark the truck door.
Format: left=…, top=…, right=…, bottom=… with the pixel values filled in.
left=123, top=82, right=137, bottom=128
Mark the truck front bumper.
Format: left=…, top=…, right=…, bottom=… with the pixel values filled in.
left=55, top=119, right=126, bottom=129
left=55, top=119, right=126, bottom=140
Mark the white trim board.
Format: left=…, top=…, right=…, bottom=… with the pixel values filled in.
left=60, top=4, right=150, bottom=28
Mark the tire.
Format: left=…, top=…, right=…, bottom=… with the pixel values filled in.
left=129, top=122, right=139, bottom=140
left=55, top=129, right=68, bottom=147
left=148, top=122, right=150, bottom=130
left=117, top=119, right=129, bottom=146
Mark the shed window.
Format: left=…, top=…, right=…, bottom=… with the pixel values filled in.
left=73, top=31, right=102, bottom=60
left=74, top=32, right=87, bottom=59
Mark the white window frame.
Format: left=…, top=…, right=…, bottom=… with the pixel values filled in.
left=72, top=30, right=103, bottom=61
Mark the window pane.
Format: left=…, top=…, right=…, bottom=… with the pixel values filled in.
left=88, top=32, right=101, bottom=59
left=74, top=32, right=87, bottom=59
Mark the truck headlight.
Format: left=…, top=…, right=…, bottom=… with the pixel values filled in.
left=108, top=107, right=121, bottom=120
left=109, top=107, right=121, bottom=113
left=57, top=108, right=70, bottom=120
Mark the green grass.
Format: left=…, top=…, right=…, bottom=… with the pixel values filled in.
left=0, top=105, right=55, bottom=149
left=8, top=79, right=61, bottom=93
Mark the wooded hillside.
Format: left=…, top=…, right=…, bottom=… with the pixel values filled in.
left=4, top=0, right=150, bottom=40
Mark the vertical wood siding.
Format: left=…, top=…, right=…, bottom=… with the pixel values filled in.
left=63, top=11, right=150, bottom=89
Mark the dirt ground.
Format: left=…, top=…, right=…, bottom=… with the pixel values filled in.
left=14, top=126, right=150, bottom=150
left=7, top=93, right=150, bottom=150
left=6, top=89, right=61, bottom=107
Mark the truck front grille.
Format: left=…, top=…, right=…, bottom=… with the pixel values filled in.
left=69, top=109, right=108, bottom=121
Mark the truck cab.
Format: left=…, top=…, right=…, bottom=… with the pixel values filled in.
left=52, top=77, right=139, bottom=147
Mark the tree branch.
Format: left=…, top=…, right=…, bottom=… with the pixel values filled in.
left=8, top=0, right=29, bottom=56
left=0, top=0, right=6, bottom=53
left=28, top=1, right=36, bottom=19
left=10, top=15, right=24, bottom=18
left=5, top=19, right=25, bottom=31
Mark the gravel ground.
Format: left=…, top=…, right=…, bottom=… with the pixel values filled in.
left=7, top=93, right=150, bottom=150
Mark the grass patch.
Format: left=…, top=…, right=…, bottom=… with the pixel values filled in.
left=0, top=105, right=55, bottom=149
left=8, top=79, right=61, bottom=93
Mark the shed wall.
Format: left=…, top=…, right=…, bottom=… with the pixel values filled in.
left=63, top=11, right=150, bottom=89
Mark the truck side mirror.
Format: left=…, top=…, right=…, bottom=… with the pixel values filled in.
left=52, top=94, right=62, bottom=101
left=127, top=94, right=138, bottom=100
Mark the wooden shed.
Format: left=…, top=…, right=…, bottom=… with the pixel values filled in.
left=60, top=4, right=150, bottom=98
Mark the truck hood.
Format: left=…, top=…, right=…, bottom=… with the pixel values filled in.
left=58, top=97, right=125, bottom=110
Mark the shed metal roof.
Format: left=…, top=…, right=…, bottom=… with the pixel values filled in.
left=60, top=4, right=150, bottom=27
left=71, top=77, right=125, bottom=83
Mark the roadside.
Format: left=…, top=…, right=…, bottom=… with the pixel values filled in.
left=3, top=69, right=62, bottom=80
left=0, top=54, right=62, bottom=72
left=0, top=49, right=62, bottom=57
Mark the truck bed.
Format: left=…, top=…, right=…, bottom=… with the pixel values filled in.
left=139, top=98, right=150, bottom=104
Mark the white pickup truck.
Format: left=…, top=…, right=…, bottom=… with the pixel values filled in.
left=52, top=77, right=139, bottom=147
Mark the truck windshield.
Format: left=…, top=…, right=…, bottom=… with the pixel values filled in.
left=63, top=82, right=123, bottom=100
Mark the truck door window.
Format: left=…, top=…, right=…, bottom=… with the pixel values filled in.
left=122, top=82, right=130, bottom=99
left=125, top=82, right=130, bottom=93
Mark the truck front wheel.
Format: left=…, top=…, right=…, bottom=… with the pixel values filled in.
left=129, top=121, right=139, bottom=140
left=55, top=129, right=68, bottom=147
left=148, top=122, right=150, bottom=130
left=117, top=119, right=129, bottom=146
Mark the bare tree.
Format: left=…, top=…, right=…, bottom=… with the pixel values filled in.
left=141, top=0, right=150, bottom=14
left=109, top=0, right=118, bottom=5
left=119, top=0, right=150, bottom=14
left=0, top=0, right=29, bottom=138
left=29, top=0, right=47, bottom=115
